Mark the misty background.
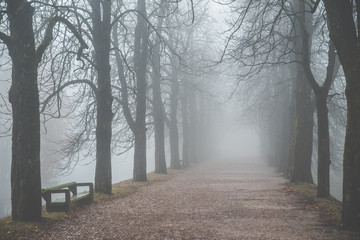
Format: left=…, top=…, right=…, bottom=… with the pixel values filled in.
left=0, top=0, right=346, bottom=218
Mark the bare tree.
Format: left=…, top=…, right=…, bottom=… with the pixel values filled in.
left=290, top=0, right=315, bottom=184
left=149, top=1, right=167, bottom=174
left=168, top=53, right=182, bottom=169
left=295, top=0, right=341, bottom=198
left=113, top=0, right=149, bottom=182
left=320, top=0, right=360, bottom=230
left=0, top=0, right=87, bottom=221
left=41, top=0, right=118, bottom=194
left=223, top=1, right=344, bottom=190
left=91, top=0, right=114, bottom=194
left=223, top=0, right=315, bottom=181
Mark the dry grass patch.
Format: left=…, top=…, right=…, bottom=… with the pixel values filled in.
left=285, top=182, right=342, bottom=224
left=0, top=209, right=71, bottom=239
left=0, top=217, right=41, bottom=240
left=94, top=168, right=183, bottom=202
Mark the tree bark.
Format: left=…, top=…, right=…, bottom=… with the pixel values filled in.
left=291, top=0, right=314, bottom=183
left=321, top=1, right=360, bottom=228
left=92, top=0, right=113, bottom=194
left=283, top=92, right=296, bottom=177
left=112, top=3, right=148, bottom=182
left=277, top=90, right=293, bottom=175
left=197, top=95, right=206, bottom=162
left=133, top=129, right=147, bottom=181
left=291, top=73, right=314, bottom=183
left=341, top=79, right=360, bottom=229
left=151, top=10, right=167, bottom=174
left=315, top=93, right=330, bottom=198
left=7, top=0, right=42, bottom=221
left=169, top=70, right=181, bottom=169
left=181, top=86, right=190, bottom=168
left=153, top=69, right=167, bottom=174
left=188, top=88, right=198, bottom=163
left=133, top=0, right=149, bottom=181
left=298, top=0, right=338, bottom=198
left=302, top=38, right=337, bottom=198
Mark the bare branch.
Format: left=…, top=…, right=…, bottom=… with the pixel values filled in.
left=323, top=40, right=338, bottom=91
left=36, top=16, right=88, bottom=65
left=310, top=0, right=321, bottom=14
left=0, top=32, right=12, bottom=48
left=41, top=79, right=98, bottom=113
left=113, top=21, right=136, bottom=133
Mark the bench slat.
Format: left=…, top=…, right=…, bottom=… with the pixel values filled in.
left=52, top=192, right=90, bottom=203
left=41, top=182, right=76, bottom=193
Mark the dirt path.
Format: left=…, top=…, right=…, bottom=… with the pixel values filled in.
left=29, top=159, right=359, bottom=239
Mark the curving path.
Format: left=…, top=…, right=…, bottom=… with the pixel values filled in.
left=29, top=159, right=359, bottom=240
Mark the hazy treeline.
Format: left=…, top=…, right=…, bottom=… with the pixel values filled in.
left=0, top=0, right=219, bottom=221
left=223, top=0, right=359, bottom=230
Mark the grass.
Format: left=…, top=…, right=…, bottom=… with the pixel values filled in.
left=285, top=182, right=342, bottom=225
left=0, top=211, right=69, bottom=240
left=0, top=168, right=184, bottom=240
left=94, top=169, right=182, bottom=202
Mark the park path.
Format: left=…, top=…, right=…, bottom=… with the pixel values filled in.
left=30, top=159, right=359, bottom=239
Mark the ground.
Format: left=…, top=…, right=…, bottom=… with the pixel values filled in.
left=16, top=159, right=360, bottom=239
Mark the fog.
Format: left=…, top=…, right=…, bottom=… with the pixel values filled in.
left=0, top=0, right=349, bottom=220
left=0, top=91, right=346, bottom=218
left=0, top=91, right=264, bottom=218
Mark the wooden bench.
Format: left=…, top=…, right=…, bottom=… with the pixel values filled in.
left=41, top=182, right=93, bottom=212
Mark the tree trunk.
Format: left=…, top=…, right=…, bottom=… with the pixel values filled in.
left=299, top=0, right=339, bottom=199
left=278, top=92, right=292, bottom=175
left=153, top=81, right=167, bottom=173
left=267, top=113, right=279, bottom=167
left=322, top=0, right=360, bottom=229
left=291, top=0, right=314, bottom=183
left=133, top=0, right=148, bottom=181
left=169, top=70, right=181, bottom=169
left=197, top=95, right=206, bottom=162
left=151, top=11, right=167, bottom=174
left=282, top=89, right=296, bottom=178
left=169, top=122, right=180, bottom=169
left=342, top=79, right=360, bottom=229
left=92, top=0, right=113, bottom=194
left=181, top=86, right=190, bottom=168
left=291, top=75, right=314, bottom=183
left=133, top=129, right=147, bottom=181
left=7, top=1, right=42, bottom=221
left=302, top=35, right=337, bottom=198
left=315, top=93, right=330, bottom=198
left=188, top=88, right=198, bottom=163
